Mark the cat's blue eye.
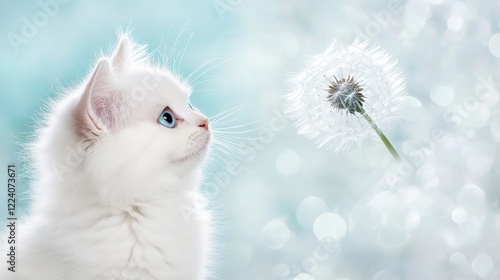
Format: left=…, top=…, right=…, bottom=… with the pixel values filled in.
left=159, top=108, right=176, bottom=128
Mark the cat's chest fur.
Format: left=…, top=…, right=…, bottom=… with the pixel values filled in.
left=19, top=190, right=210, bottom=280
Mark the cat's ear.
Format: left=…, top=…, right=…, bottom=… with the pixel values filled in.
left=75, top=58, right=117, bottom=135
left=112, top=36, right=131, bottom=71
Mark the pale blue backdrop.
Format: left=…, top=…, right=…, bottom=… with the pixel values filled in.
left=1, top=0, right=500, bottom=279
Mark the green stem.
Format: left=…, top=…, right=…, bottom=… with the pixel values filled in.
left=358, top=107, right=401, bottom=161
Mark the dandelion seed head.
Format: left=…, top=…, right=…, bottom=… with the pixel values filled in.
left=327, top=75, right=365, bottom=114
left=284, top=37, right=407, bottom=151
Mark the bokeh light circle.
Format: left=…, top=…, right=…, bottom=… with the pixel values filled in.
left=261, top=219, right=292, bottom=249
left=313, top=212, right=347, bottom=242
left=296, top=196, right=327, bottom=228
left=294, top=273, right=315, bottom=280
left=488, top=33, right=500, bottom=58
left=451, top=207, right=467, bottom=224
left=472, top=254, right=493, bottom=278
left=372, top=270, right=398, bottom=280
left=430, top=85, right=455, bottom=106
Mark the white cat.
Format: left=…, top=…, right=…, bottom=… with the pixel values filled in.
left=1, top=34, right=212, bottom=279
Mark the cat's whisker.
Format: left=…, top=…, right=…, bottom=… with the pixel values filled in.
left=208, top=153, right=224, bottom=167
left=191, top=78, right=228, bottom=89
left=210, top=120, right=244, bottom=128
left=150, top=33, right=169, bottom=59
left=211, top=142, right=244, bottom=157
left=175, top=32, right=194, bottom=74
left=209, top=104, right=250, bottom=124
left=188, top=57, right=235, bottom=85
left=213, top=149, right=251, bottom=165
left=211, top=136, right=242, bottom=148
left=211, top=120, right=262, bottom=130
left=211, top=139, right=245, bottom=153
left=170, top=20, right=191, bottom=74
left=214, top=131, right=255, bottom=139
left=158, top=23, right=181, bottom=69
left=208, top=150, right=259, bottom=173
left=209, top=102, right=249, bottom=116
left=191, top=89, right=219, bottom=94
left=206, top=154, right=231, bottom=170
left=184, top=57, right=220, bottom=83
left=212, top=121, right=264, bottom=134
left=209, top=114, right=258, bottom=127
left=212, top=128, right=263, bottom=135
left=208, top=153, right=249, bottom=173
left=210, top=121, right=256, bottom=131
left=213, top=133, right=261, bottom=141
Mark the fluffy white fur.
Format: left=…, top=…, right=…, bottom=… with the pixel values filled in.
left=1, top=35, right=212, bottom=279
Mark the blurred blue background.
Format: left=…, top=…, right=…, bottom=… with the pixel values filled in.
left=1, top=0, right=500, bottom=279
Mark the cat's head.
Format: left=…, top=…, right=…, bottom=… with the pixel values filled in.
left=71, top=36, right=211, bottom=203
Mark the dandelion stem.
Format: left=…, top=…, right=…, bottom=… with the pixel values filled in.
left=358, top=107, right=401, bottom=161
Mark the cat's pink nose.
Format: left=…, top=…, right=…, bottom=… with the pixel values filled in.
left=198, top=119, right=209, bottom=130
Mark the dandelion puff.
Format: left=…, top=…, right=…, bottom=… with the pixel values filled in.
left=284, top=37, right=407, bottom=160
